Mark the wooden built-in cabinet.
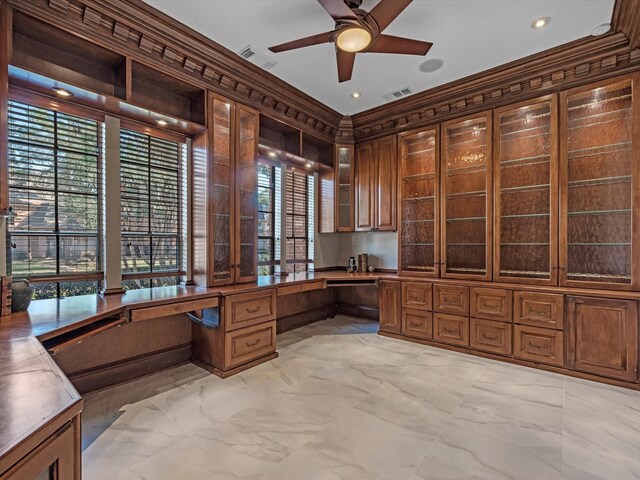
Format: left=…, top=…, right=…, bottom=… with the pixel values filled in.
left=192, top=289, right=277, bottom=377
left=567, top=296, right=638, bottom=381
left=441, top=112, right=493, bottom=280
left=398, top=127, right=439, bottom=276
left=560, top=75, right=640, bottom=290
left=494, top=96, right=558, bottom=285
left=193, top=95, right=259, bottom=287
left=355, top=135, right=397, bottom=231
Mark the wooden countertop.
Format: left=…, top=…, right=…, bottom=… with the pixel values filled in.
left=0, top=336, right=82, bottom=475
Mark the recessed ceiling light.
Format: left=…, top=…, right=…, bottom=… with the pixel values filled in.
left=156, top=119, right=168, bottom=126
left=531, top=17, right=551, bottom=29
left=591, top=23, right=611, bottom=36
left=268, top=151, right=277, bottom=158
left=419, top=58, right=444, bottom=73
left=306, top=163, right=313, bottom=168
left=52, top=88, right=73, bottom=97
left=351, top=92, right=361, bottom=99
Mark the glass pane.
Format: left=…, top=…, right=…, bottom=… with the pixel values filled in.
left=59, top=281, right=99, bottom=297
left=498, top=101, right=552, bottom=280
left=400, top=129, right=437, bottom=273
left=337, top=147, right=353, bottom=229
left=444, top=116, right=489, bottom=276
left=59, top=236, right=99, bottom=273
left=237, top=108, right=257, bottom=278
left=565, top=81, right=633, bottom=284
left=121, top=236, right=151, bottom=273
left=10, top=235, right=58, bottom=277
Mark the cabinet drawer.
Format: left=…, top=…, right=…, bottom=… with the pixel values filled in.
left=514, top=292, right=564, bottom=330
left=131, top=297, right=219, bottom=322
left=277, top=280, right=324, bottom=296
left=470, top=318, right=513, bottom=356
left=433, top=313, right=469, bottom=347
left=402, top=309, right=432, bottom=340
left=402, top=282, right=432, bottom=310
left=470, top=288, right=512, bottom=322
left=225, top=321, right=276, bottom=369
left=433, top=285, right=469, bottom=315
left=225, top=289, right=276, bottom=331
left=514, top=325, right=564, bottom=366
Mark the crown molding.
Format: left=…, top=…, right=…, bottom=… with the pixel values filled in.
left=350, top=0, right=640, bottom=141
left=6, top=0, right=343, bottom=142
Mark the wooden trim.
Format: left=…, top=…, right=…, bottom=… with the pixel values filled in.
left=193, top=351, right=278, bottom=379
left=0, top=2, right=11, bottom=215
left=612, top=0, right=640, bottom=50
left=492, top=94, right=559, bottom=286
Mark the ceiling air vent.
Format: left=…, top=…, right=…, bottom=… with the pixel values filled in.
left=383, top=86, right=414, bottom=102
left=237, top=45, right=278, bottom=71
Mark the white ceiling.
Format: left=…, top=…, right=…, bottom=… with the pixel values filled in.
left=144, top=0, right=616, bottom=115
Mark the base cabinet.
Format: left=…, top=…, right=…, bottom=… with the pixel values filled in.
left=470, top=318, right=512, bottom=356
left=567, top=296, right=638, bottom=382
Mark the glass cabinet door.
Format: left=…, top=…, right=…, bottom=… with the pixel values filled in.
left=210, top=96, right=234, bottom=285
left=335, top=144, right=354, bottom=232
left=398, top=127, right=439, bottom=276
left=494, top=96, right=558, bottom=285
left=441, top=112, right=492, bottom=280
left=235, top=105, right=258, bottom=283
left=560, top=75, right=639, bottom=289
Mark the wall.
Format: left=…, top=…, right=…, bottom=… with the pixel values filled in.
left=337, top=232, right=398, bottom=271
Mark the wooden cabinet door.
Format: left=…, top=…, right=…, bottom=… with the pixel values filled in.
left=355, top=142, right=375, bottom=231
left=375, top=135, right=397, bottom=231
left=334, top=144, right=355, bottom=232
left=494, top=95, right=558, bottom=285
left=379, top=280, right=401, bottom=334
left=559, top=74, right=640, bottom=290
left=234, top=104, right=259, bottom=283
left=441, top=112, right=493, bottom=280
left=398, top=126, right=439, bottom=276
left=567, top=296, right=638, bottom=381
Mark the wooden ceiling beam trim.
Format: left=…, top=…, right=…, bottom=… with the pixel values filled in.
left=6, top=0, right=341, bottom=142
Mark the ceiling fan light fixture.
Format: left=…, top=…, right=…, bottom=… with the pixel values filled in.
left=336, top=27, right=371, bottom=53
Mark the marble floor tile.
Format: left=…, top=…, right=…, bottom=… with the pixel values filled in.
left=82, top=315, right=640, bottom=480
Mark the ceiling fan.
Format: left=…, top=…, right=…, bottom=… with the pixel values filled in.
left=268, top=0, right=432, bottom=83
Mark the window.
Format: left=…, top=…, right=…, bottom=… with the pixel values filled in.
left=7, top=101, right=102, bottom=299
left=286, top=168, right=314, bottom=274
left=257, top=163, right=277, bottom=276
left=120, top=129, right=186, bottom=290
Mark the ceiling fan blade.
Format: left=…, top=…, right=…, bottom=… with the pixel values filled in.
left=317, top=0, right=358, bottom=20
left=336, top=49, right=356, bottom=82
left=366, top=34, right=432, bottom=55
left=365, top=0, right=412, bottom=33
left=269, top=31, right=333, bottom=53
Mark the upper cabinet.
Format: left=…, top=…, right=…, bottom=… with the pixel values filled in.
left=355, top=135, right=397, bottom=232
left=494, top=96, right=558, bottom=285
left=441, top=112, right=492, bottom=280
left=559, top=74, right=640, bottom=290
left=193, top=94, right=258, bottom=287
left=335, top=144, right=355, bottom=232
left=398, top=126, right=439, bottom=277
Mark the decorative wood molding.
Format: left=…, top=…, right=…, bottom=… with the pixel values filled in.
left=351, top=31, right=640, bottom=141
left=6, top=0, right=342, bottom=142
left=349, top=0, right=640, bottom=141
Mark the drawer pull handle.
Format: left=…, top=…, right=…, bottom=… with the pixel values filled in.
left=481, top=332, right=499, bottom=341
left=410, top=321, right=423, bottom=328
left=527, top=306, right=548, bottom=316
left=481, top=300, right=500, bottom=309
left=443, top=327, right=458, bottom=335
left=527, top=341, right=548, bottom=351
left=246, top=305, right=261, bottom=314
left=246, top=339, right=261, bottom=347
